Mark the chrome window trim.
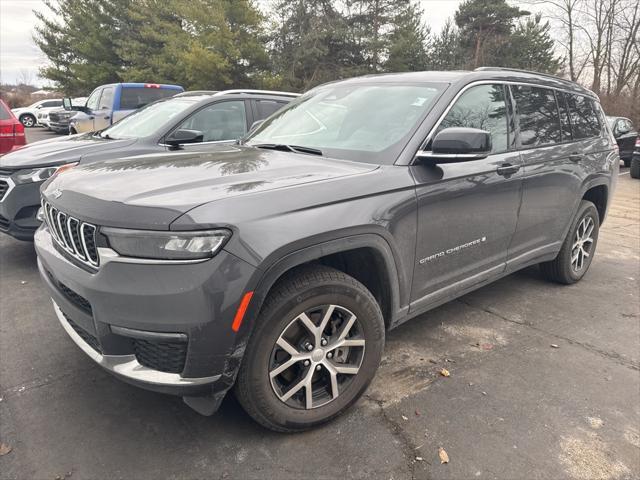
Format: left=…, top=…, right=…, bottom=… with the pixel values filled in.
left=52, top=301, right=220, bottom=387
left=416, top=80, right=603, bottom=160
left=0, top=176, right=15, bottom=203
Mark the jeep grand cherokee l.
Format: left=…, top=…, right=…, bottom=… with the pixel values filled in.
left=35, top=68, right=617, bottom=432
left=0, top=90, right=295, bottom=241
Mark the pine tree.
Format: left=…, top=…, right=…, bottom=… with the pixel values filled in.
left=454, top=0, right=529, bottom=68
left=384, top=2, right=430, bottom=72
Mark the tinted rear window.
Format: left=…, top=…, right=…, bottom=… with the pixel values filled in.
left=255, top=100, right=287, bottom=120
left=119, top=87, right=179, bottom=110
left=0, top=102, right=11, bottom=120
left=567, top=94, right=601, bottom=139
left=511, top=85, right=561, bottom=147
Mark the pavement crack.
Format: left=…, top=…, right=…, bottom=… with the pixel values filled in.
left=457, top=299, right=639, bottom=371
left=363, top=395, right=430, bottom=480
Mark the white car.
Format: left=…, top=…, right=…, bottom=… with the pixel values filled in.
left=11, top=98, right=63, bottom=128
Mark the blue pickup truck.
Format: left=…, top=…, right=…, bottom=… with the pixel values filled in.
left=67, top=82, right=184, bottom=134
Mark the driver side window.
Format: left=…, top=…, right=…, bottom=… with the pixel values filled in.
left=85, top=89, right=102, bottom=111
left=435, top=84, right=510, bottom=153
left=177, top=101, right=246, bottom=143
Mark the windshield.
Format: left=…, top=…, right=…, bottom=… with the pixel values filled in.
left=100, top=98, right=195, bottom=139
left=245, top=83, right=445, bottom=164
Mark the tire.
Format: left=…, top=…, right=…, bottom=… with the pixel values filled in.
left=20, top=114, right=36, bottom=128
left=631, top=158, right=640, bottom=179
left=235, top=265, right=385, bottom=432
left=623, top=158, right=631, bottom=168
left=540, top=200, right=600, bottom=284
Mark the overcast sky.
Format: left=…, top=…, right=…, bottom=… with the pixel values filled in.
left=0, top=0, right=464, bottom=87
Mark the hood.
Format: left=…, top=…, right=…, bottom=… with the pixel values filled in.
left=0, top=133, right=137, bottom=169
left=42, top=145, right=378, bottom=230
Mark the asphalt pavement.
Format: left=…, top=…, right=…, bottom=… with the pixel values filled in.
left=1, top=131, right=638, bottom=479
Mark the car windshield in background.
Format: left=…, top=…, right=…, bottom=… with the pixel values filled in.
left=246, top=83, right=445, bottom=164
left=100, top=99, right=195, bottom=139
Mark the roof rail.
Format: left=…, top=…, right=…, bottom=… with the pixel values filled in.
left=474, top=67, right=568, bottom=83
left=213, top=89, right=300, bottom=98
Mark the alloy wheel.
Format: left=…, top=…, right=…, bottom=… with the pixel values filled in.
left=269, top=304, right=366, bottom=410
left=22, top=116, right=34, bottom=127
left=571, top=216, right=595, bottom=272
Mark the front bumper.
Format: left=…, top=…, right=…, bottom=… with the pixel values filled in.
left=0, top=176, right=42, bottom=241
left=35, top=225, right=257, bottom=399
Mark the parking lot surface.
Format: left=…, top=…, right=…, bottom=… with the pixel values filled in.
left=1, top=133, right=638, bottom=479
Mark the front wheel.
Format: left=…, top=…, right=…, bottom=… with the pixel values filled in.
left=20, top=114, right=36, bottom=128
left=235, top=266, right=385, bottom=432
left=540, top=200, right=600, bottom=284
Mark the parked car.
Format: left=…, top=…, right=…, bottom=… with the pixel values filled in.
left=0, top=90, right=296, bottom=240
left=68, top=83, right=184, bottom=134
left=47, top=97, right=88, bottom=134
left=0, top=99, right=26, bottom=155
left=34, top=68, right=616, bottom=432
left=11, top=98, right=63, bottom=128
left=630, top=137, right=640, bottom=178
left=606, top=116, right=637, bottom=166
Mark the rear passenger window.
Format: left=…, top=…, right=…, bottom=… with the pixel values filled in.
left=119, top=87, right=178, bottom=110
left=437, top=84, right=510, bottom=153
left=511, top=85, right=561, bottom=147
left=566, top=94, right=600, bottom=139
left=255, top=100, right=286, bottom=120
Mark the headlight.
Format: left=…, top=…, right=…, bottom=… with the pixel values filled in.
left=14, top=163, right=78, bottom=184
left=101, top=228, right=231, bottom=260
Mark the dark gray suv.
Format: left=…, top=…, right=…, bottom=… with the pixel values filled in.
left=34, top=68, right=618, bottom=432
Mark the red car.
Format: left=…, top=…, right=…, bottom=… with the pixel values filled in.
left=0, top=99, right=26, bottom=155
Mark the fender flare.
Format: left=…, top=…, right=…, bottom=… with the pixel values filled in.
left=239, top=230, right=408, bottom=340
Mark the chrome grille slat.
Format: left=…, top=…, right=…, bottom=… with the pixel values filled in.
left=42, top=199, right=100, bottom=268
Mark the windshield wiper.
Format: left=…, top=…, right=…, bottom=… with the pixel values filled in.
left=253, top=143, right=323, bottom=156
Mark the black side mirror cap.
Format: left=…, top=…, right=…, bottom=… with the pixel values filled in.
left=165, top=129, right=204, bottom=148
left=416, top=127, right=492, bottom=163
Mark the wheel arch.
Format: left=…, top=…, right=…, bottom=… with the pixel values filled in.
left=242, top=232, right=407, bottom=338
left=580, top=178, right=609, bottom=225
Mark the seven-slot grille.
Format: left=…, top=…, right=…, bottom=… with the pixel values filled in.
left=42, top=199, right=100, bottom=268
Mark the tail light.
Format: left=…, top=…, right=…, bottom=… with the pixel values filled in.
left=635, top=137, right=640, bottom=147
left=0, top=124, right=15, bottom=137
left=144, top=83, right=160, bottom=88
left=13, top=122, right=25, bottom=137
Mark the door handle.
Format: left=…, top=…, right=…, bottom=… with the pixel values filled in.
left=569, top=153, right=582, bottom=162
left=496, top=163, right=520, bottom=176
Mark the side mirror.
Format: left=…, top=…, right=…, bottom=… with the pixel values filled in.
left=416, top=127, right=492, bottom=163
left=165, top=129, right=204, bottom=148
left=62, top=98, right=73, bottom=110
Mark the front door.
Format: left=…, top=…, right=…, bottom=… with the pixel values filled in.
left=92, top=86, right=114, bottom=131
left=409, top=83, right=523, bottom=310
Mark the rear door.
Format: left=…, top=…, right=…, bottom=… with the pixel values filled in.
left=92, top=86, right=115, bottom=131
left=507, top=86, right=600, bottom=269
left=409, top=83, right=523, bottom=308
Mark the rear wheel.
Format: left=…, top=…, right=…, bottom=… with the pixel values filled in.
left=235, top=265, right=384, bottom=432
left=20, top=114, right=36, bottom=128
left=631, top=158, right=640, bottom=179
left=540, top=200, right=599, bottom=284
